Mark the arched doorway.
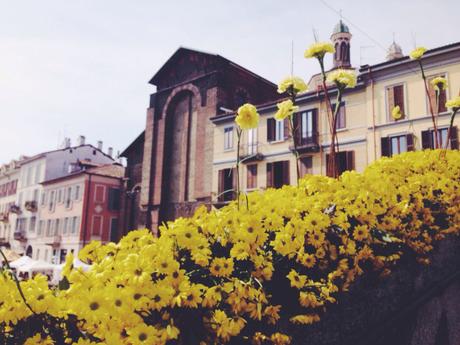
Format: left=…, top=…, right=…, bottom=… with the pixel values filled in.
left=26, top=245, right=33, bottom=258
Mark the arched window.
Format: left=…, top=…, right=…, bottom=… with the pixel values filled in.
left=334, top=43, right=340, bottom=62
left=340, top=42, right=349, bottom=64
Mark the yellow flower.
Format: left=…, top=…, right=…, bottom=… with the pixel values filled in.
left=24, top=334, right=54, bottom=345
left=275, top=99, right=298, bottom=121
left=270, top=332, right=291, bottom=345
left=409, top=46, right=427, bottom=60
left=392, top=106, right=403, bottom=120
left=327, top=69, right=357, bottom=89
left=431, top=76, right=447, bottom=92
left=209, top=257, right=234, bottom=277
left=277, top=76, right=308, bottom=95
left=127, top=324, right=160, bottom=345
left=353, top=225, right=369, bottom=241
left=286, top=269, right=307, bottom=289
left=235, top=103, right=259, bottom=129
left=304, top=41, right=335, bottom=59
left=289, top=313, right=320, bottom=325
left=446, top=96, right=460, bottom=111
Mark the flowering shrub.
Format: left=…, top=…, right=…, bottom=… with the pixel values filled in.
left=1, top=150, right=460, bottom=345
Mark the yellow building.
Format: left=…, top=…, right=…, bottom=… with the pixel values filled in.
left=211, top=22, right=460, bottom=203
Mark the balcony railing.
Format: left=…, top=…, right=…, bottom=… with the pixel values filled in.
left=25, top=200, right=37, bottom=212
left=9, top=204, right=21, bottom=215
left=239, top=142, right=264, bottom=163
left=290, top=133, right=320, bottom=153
left=45, top=235, right=61, bottom=247
left=13, top=230, right=27, bottom=241
left=0, top=212, right=9, bottom=223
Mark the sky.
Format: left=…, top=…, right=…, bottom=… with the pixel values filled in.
left=1, top=0, right=459, bottom=164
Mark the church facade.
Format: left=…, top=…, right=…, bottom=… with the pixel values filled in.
left=121, top=48, right=278, bottom=232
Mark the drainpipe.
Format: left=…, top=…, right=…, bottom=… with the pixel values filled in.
left=369, top=66, right=377, bottom=162
left=82, top=174, right=92, bottom=248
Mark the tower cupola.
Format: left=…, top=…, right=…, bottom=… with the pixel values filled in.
left=331, top=20, right=352, bottom=68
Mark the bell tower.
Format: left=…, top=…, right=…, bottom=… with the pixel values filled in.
left=331, top=20, right=352, bottom=68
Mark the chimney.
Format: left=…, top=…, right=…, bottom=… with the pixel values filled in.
left=77, top=135, right=86, bottom=146
left=97, top=141, right=103, bottom=151
left=64, top=138, right=71, bottom=148
left=108, top=147, right=113, bottom=157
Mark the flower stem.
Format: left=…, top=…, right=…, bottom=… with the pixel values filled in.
left=289, top=94, right=300, bottom=184
left=419, top=60, right=439, bottom=148
left=236, top=128, right=242, bottom=210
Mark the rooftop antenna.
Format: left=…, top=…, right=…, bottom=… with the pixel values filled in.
left=312, top=27, right=319, bottom=43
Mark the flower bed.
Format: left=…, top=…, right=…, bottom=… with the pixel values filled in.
left=1, top=150, right=459, bottom=345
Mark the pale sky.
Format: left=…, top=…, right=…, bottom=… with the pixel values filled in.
left=1, top=0, right=459, bottom=164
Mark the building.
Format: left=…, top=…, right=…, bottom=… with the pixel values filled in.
left=121, top=47, right=279, bottom=231
left=12, top=137, right=116, bottom=257
left=35, top=162, right=124, bottom=264
left=0, top=158, right=24, bottom=250
left=211, top=22, right=460, bottom=201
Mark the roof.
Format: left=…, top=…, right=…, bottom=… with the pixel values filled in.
left=41, top=163, right=124, bottom=185
left=20, top=144, right=115, bottom=165
left=149, top=47, right=276, bottom=88
left=332, top=20, right=350, bottom=34
left=120, top=131, right=145, bottom=157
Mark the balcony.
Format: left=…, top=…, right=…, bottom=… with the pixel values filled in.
left=290, top=133, right=320, bottom=154
left=9, top=204, right=21, bottom=215
left=0, top=212, right=9, bottom=223
left=45, top=235, right=61, bottom=247
left=13, top=230, right=27, bottom=241
left=239, top=142, right=264, bottom=163
left=25, top=200, right=37, bottom=212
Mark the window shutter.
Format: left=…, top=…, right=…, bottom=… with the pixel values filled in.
left=283, top=118, right=290, bottom=140
left=438, top=88, right=447, bottom=113
left=312, top=109, right=318, bottom=142
left=381, top=137, right=390, bottom=157
left=346, top=151, right=354, bottom=171
left=427, top=78, right=437, bottom=115
left=218, top=170, right=224, bottom=201
left=282, top=161, right=290, bottom=185
left=387, top=87, right=395, bottom=120
left=293, top=113, right=301, bottom=144
left=406, top=134, right=415, bottom=151
left=450, top=126, right=459, bottom=150
left=421, top=130, right=432, bottom=149
left=267, top=118, right=275, bottom=142
left=232, top=168, right=238, bottom=200
left=393, top=85, right=405, bottom=116
left=266, top=163, right=274, bottom=188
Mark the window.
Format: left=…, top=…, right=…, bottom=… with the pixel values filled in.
left=36, top=249, right=40, bottom=261
left=108, top=188, right=121, bottom=211
left=422, top=127, right=459, bottom=150
left=266, top=161, right=290, bottom=188
left=63, top=217, right=69, bottom=235
left=29, top=216, right=36, bottom=233
left=92, top=216, right=102, bottom=236
left=94, top=185, right=105, bottom=203
left=247, top=164, right=257, bottom=189
left=65, top=187, right=72, bottom=208
left=331, top=103, right=346, bottom=129
left=387, top=84, right=405, bottom=121
left=46, top=220, right=52, bottom=236
left=57, top=189, right=63, bottom=203
left=267, top=118, right=289, bottom=142
left=74, top=185, right=80, bottom=200
left=110, top=218, right=119, bottom=242
left=247, top=128, right=257, bottom=155
left=300, top=156, right=313, bottom=176
left=427, top=74, right=447, bottom=114
left=32, top=189, right=39, bottom=202
left=38, top=220, right=44, bottom=236
left=55, top=219, right=60, bottom=235
left=48, top=191, right=55, bottom=212
left=294, top=109, right=318, bottom=145
left=224, top=126, right=234, bottom=150
left=381, top=134, right=414, bottom=157
left=71, top=216, right=80, bottom=235
left=217, top=168, right=236, bottom=202
left=326, top=151, right=354, bottom=177
left=41, top=191, right=46, bottom=206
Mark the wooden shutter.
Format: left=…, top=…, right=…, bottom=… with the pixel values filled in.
left=421, top=130, right=432, bottom=149
left=346, top=151, right=354, bottom=171
left=406, top=134, right=415, bottom=151
left=218, top=170, right=225, bottom=201
left=293, top=112, right=301, bottom=144
left=393, top=85, right=405, bottom=116
left=284, top=118, right=290, bottom=140
left=282, top=161, right=290, bottom=185
left=387, top=87, right=395, bottom=120
left=381, top=137, right=390, bottom=157
left=267, top=118, right=275, bottom=142
left=427, top=78, right=437, bottom=115
left=266, top=163, right=274, bottom=188
left=450, top=126, right=459, bottom=150
left=312, top=109, right=318, bottom=142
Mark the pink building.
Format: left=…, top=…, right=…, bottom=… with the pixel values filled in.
left=35, top=162, right=124, bottom=263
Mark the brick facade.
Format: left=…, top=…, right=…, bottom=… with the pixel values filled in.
left=122, top=47, right=279, bottom=231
